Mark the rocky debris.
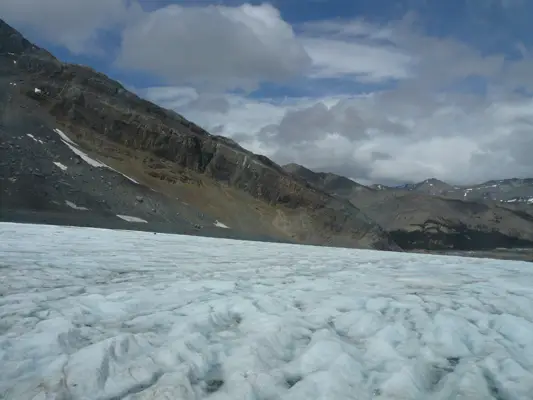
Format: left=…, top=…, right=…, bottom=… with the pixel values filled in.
left=0, top=18, right=399, bottom=251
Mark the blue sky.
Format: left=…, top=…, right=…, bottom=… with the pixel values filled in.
left=2, top=0, right=533, bottom=185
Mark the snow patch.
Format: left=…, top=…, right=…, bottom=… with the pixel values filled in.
left=105, top=165, right=139, bottom=185
left=53, top=128, right=77, bottom=147
left=64, top=142, right=105, bottom=167
left=116, top=215, right=148, bottom=223
left=53, top=162, right=68, bottom=171
left=65, top=201, right=88, bottom=211
left=26, top=133, right=44, bottom=144
left=214, top=220, right=230, bottom=229
left=34, top=88, right=42, bottom=94
left=53, top=128, right=139, bottom=183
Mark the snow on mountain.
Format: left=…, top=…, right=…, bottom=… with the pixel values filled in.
left=501, top=196, right=533, bottom=204
left=370, top=178, right=533, bottom=204
left=2, top=223, right=533, bottom=399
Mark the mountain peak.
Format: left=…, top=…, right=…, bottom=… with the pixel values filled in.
left=1, top=19, right=39, bottom=55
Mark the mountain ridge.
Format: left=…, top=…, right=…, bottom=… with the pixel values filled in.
left=3, top=17, right=533, bottom=254
left=283, top=163, right=533, bottom=251
left=0, top=18, right=400, bottom=251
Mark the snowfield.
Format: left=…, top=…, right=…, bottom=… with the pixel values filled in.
left=1, top=223, right=533, bottom=399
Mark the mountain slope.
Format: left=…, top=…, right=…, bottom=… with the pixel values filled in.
left=0, top=19, right=399, bottom=251
left=283, top=163, right=375, bottom=200
left=285, top=164, right=533, bottom=250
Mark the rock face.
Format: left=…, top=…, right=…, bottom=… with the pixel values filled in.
left=285, top=164, right=533, bottom=251
left=0, top=18, right=400, bottom=251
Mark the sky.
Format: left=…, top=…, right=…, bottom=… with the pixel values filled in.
left=1, top=0, right=533, bottom=185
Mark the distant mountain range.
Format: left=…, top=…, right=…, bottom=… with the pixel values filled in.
left=1, top=18, right=533, bottom=256
left=371, top=177, right=533, bottom=205
left=283, top=164, right=533, bottom=251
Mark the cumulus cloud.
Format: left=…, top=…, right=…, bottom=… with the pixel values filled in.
left=0, top=0, right=139, bottom=54
left=4, top=0, right=532, bottom=185
left=299, top=16, right=507, bottom=89
left=116, top=3, right=311, bottom=90
left=143, top=84, right=533, bottom=187
left=137, top=10, right=533, bottom=185
left=302, top=37, right=414, bottom=82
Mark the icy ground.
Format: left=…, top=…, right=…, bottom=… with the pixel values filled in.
left=1, top=224, right=533, bottom=400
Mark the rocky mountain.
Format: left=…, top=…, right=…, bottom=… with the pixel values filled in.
left=445, top=178, right=533, bottom=205
left=283, top=164, right=533, bottom=251
left=283, top=163, right=375, bottom=200
left=373, top=177, right=533, bottom=204
left=403, top=178, right=455, bottom=196
left=0, top=19, right=400, bottom=251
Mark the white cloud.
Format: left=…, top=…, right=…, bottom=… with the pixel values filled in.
left=116, top=3, right=311, bottom=90
left=144, top=80, right=533, bottom=185
left=0, top=0, right=139, bottom=54
left=302, top=37, right=414, bottom=82
left=298, top=17, right=507, bottom=88
left=299, top=20, right=414, bottom=83
left=4, top=0, right=533, bottom=185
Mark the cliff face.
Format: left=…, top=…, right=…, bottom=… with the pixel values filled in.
left=0, top=19, right=400, bottom=251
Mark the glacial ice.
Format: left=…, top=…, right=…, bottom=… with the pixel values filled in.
left=1, top=222, right=533, bottom=399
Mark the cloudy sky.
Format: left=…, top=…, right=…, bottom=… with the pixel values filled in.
left=2, top=0, right=533, bottom=185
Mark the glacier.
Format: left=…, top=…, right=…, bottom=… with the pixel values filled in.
left=1, top=222, right=533, bottom=399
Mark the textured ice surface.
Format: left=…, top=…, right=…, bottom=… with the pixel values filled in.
left=1, top=223, right=533, bottom=400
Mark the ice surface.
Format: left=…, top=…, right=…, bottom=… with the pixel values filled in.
left=1, top=223, right=533, bottom=400
left=116, top=215, right=148, bottom=223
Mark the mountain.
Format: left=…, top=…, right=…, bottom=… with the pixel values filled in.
left=374, top=177, right=533, bottom=204
left=406, top=178, right=455, bottom=196
left=283, top=163, right=375, bottom=199
left=0, top=19, right=399, bottom=251
left=284, top=164, right=533, bottom=251
left=442, top=178, right=533, bottom=205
